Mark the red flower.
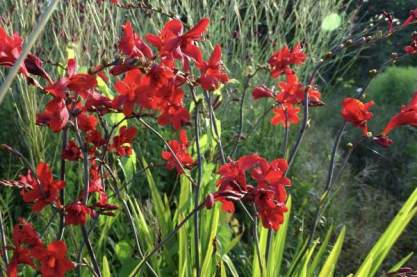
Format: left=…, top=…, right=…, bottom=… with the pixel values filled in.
left=12, top=218, right=43, bottom=248
left=44, top=59, right=97, bottom=99
left=77, top=112, right=98, bottom=132
left=146, top=18, right=209, bottom=69
left=33, top=241, right=74, bottom=277
left=20, top=162, right=65, bottom=212
left=85, top=91, right=113, bottom=114
left=213, top=154, right=263, bottom=212
left=0, top=26, right=28, bottom=76
left=275, top=74, right=305, bottom=104
left=119, top=21, right=153, bottom=59
left=402, top=8, right=417, bottom=27
left=268, top=43, right=306, bottom=78
left=404, top=32, right=417, bottom=55
left=64, top=202, right=93, bottom=225
left=110, top=126, right=137, bottom=156
left=271, top=103, right=300, bottom=127
left=255, top=187, right=288, bottom=230
left=376, top=92, right=417, bottom=146
left=36, top=98, right=69, bottom=133
left=62, top=140, right=82, bottom=161
left=7, top=219, right=44, bottom=277
left=210, top=154, right=291, bottom=230
left=197, top=44, right=229, bottom=91
left=252, top=86, right=274, bottom=100
left=161, top=129, right=194, bottom=174
left=341, top=98, right=374, bottom=136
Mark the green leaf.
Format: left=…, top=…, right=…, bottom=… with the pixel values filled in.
left=115, top=241, right=133, bottom=261
left=102, top=256, right=111, bottom=277
left=318, top=226, right=346, bottom=277
left=309, top=225, right=334, bottom=276
left=321, top=13, right=342, bottom=31
left=356, top=186, right=417, bottom=276
left=267, top=196, right=292, bottom=277
left=388, top=252, right=414, bottom=273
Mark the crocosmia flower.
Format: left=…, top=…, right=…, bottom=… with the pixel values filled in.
left=197, top=44, right=229, bottom=91
left=341, top=97, right=374, bottom=136
left=146, top=18, right=209, bottom=69
left=252, top=86, right=274, bottom=100
left=33, top=240, right=74, bottom=277
left=375, top=91, right=417, bottom=147
left=65, top=202, right=93, bottom=225
left=209, top=154, right=291, bottom=230
left=110, top=126, right=137, bottom=156
left=119, top=21, right=153, bottom=59
left=403, top=8, right=417, bottom=27
left=268, top=43, right=306, bottom=78
left=161, top=129, right=194, bottom=174
left=20, top=162, right=65, bottom=212
left=36, top=98, right=69, bottom=132
left=271, top=103, right=300, bottom=128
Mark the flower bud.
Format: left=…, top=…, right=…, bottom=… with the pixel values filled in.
left=205, top=193, right=215, bottom=209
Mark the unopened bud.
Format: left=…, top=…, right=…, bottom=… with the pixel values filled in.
left=205, top=193, right=215, bottom=209
left=369, top=69, right=378, bottom=76
left=366, top=131, right=373, bottom=138
left=347, top=142, right=353, bottom=148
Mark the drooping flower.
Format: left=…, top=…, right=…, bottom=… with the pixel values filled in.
left=20, top=162, right=65, bottom=212
left=341, top=98, right=374, bottom=136
left=197, top=44, right=229, bottom=91
left=268, top=43, right=306, bottom=78
left=375, top=92, right=417, bottom=147
left=161, top=129, right=194, bottom=174
left=271, top=103, right=300, bottom=127
left=252, top=86, right=274, bottom=100
left=33, top=241, right=74, bottom=277
left=402, top=8, right=417, bottom=27
left=36, top=98, right=69, bottom=133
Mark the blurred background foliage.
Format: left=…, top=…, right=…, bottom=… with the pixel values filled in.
left=0, top=0, right=417, bottom=275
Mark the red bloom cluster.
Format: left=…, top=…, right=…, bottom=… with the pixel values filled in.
left=268, top=43, right=306, bottom=78
left=252, top=43, right=322, bottom=127
left=19, top=162, right=65, bottom=212
left=341, top=98, right=374, bottom=136
left=7, top=219, right=73, bottom=277
left=375, top=92, right=417, bottom=147
left=161, top=129, right=194, bottom=174
left=207, top=154, right=291, bottom=230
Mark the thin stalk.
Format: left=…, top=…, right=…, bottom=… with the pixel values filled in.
left=193, top=100, right=202, bottom=277
left=203, top=91, right=226, bottom=163
left=253, top=218, right=265, bottom=277
left=74, top=122, right=102, bottom=277
left=129, top=202, right=206, bottom=276
left=0, top=211, right=8, bottom=266
left=100, top=161, right=158, bottom=277
left=0, top=0, right=60, bottom=106
left=58, top=127, right=68, bottom=240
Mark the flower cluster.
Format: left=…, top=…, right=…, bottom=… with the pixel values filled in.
left=7, top=219, right=73, bottom=277
left=206, top=154, right=291, bottom=230
left=252, top=43, right=323, bottom=127
left=340, top=98, right=374, bottom=136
